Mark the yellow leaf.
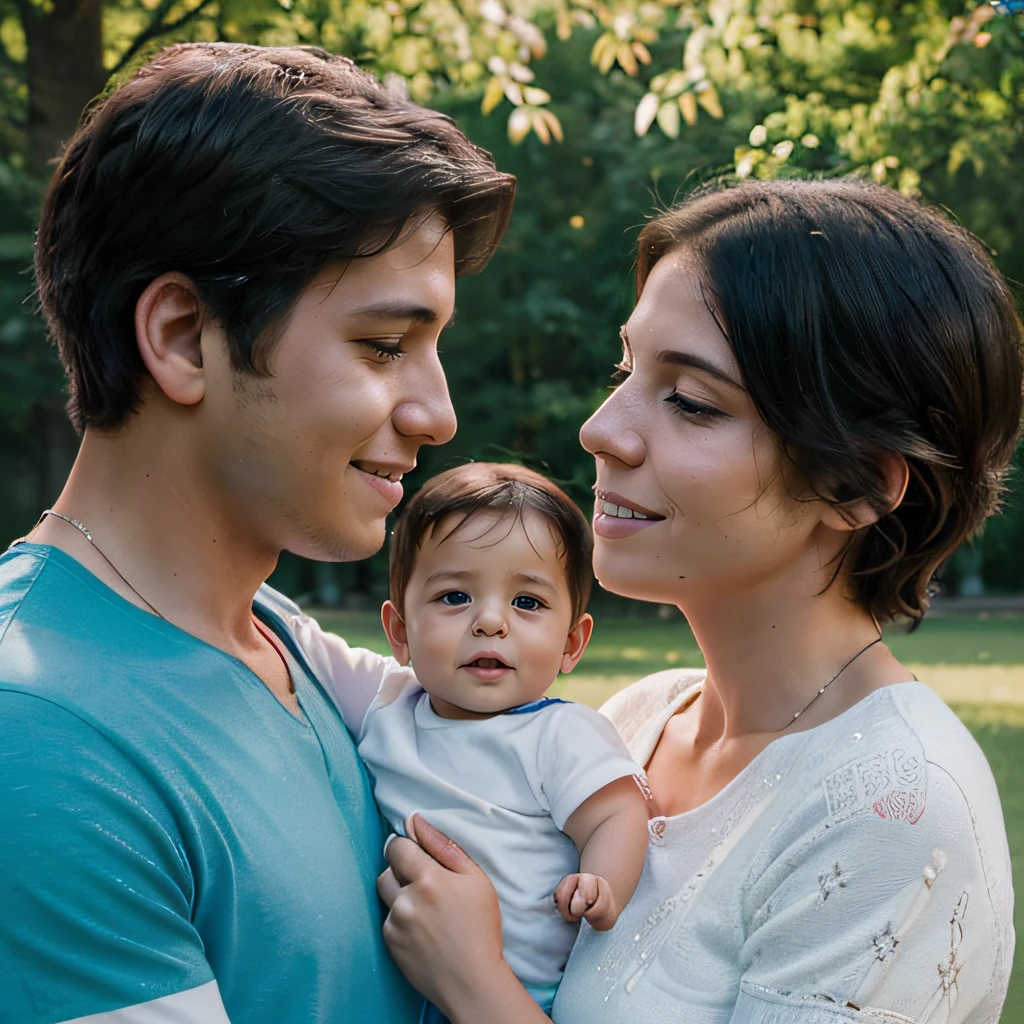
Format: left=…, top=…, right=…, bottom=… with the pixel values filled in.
left=481, top=77, right=505, bottom=114
left=531, top=110, right=551, bottom=144
left=503, top=81, right=524, bottom=105
left=678, top=91, right=698, bottom=127
left=635, top=92, right=659, bottom=136
left=557, top=11, right=572, bottom=40
left=508, top=107, right=532, bottom=144
left=590, top=34, right=614, bottom=69
left=597, top=37, right=618, bottom=74
left=657, top=100, right=681, bottom=137
left=541, top=109, right=564, bottom=143
left=632, top=42, right=652, bottom=65
left=523, top=86, right=551, bottom=106
left=696, top=83, right=723, bottom=119
left=618, top=43, right=639, bottom=76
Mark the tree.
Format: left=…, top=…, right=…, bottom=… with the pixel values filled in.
left=1, top=0, right=1022, bottom=589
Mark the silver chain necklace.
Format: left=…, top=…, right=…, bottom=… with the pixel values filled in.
left=35, top=509, right=295, bottom=694
left=38, top=509, right=167, bottom=619
left=781, top=635, right=883, bottom=730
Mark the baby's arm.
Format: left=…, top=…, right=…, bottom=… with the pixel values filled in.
left=290, top=612, right=392, bottom=734
left=555, top=774, right=650, bottom=931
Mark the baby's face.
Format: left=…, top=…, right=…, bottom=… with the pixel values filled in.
left=383, top=510, right=591, bottom=718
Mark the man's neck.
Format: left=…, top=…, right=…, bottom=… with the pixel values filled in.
left=27, top=423, right=279, bottom=651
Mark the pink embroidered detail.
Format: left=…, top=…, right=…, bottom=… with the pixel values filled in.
left=873, top=789, right=925, bottom=824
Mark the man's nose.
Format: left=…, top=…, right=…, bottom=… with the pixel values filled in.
left=393, top=350, right=457, bottom=445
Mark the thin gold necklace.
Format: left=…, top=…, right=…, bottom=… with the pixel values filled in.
left=36, top=509, right=295, bottom=694
left=781, top=636, right=883, bottom=730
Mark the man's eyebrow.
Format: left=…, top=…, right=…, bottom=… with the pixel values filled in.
left=512, top=571, right=556, bottom=591
left=349, top=300, right=447, bottom=325
left=655, top=349, right=745, bottom=390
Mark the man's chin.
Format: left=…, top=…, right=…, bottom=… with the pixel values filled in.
left=284, top=519, right=386, bottom=563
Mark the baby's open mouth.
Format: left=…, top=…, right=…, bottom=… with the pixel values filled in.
left=465, top=657, right=511, bottom=669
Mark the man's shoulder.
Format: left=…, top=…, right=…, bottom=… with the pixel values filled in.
left=0, top=543, right=51, bottom=643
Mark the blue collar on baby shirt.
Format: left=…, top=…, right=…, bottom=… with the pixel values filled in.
left=503, top=697, right=571, bottom=715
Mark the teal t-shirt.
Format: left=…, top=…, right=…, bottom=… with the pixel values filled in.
left=0, top=543, right=423, bottom=1024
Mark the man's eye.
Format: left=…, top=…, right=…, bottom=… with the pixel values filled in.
left=512, top=595, right=543, bottom=611
left=440, top=591, right=471, bottom=606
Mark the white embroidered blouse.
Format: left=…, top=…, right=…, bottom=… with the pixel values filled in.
left=552, top=672, right=1014, bottom=1024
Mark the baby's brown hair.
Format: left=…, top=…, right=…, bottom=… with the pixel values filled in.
left=389, top=463, right=593, bottom=624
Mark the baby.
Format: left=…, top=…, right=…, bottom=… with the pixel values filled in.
left=295, top=463, right=650, bottom=1016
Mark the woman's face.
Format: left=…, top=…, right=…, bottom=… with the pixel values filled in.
left=580, top=247, right=829, bottom=606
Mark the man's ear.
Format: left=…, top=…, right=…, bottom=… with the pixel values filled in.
left=560, top=613, right=594, bottom=675
left=381, top=601, right=411, bottom=666
left=818, top=453, right=910, bottom=533
left=135, top=272, right=206, bottom=408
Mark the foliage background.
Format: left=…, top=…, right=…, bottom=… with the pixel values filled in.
left=0, top=0, right=1022, bottom=603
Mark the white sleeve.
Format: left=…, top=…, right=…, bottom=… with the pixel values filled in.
left=536, top=703, right=645, bottom=830
left=732, top=764, right=1010, bottom=1024
left=289, top=613, right=394, bottom=736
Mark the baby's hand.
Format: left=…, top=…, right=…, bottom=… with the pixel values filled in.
left=554, top=872, right=619, bottom=931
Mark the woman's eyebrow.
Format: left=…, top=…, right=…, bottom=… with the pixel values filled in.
left=655, top=349, right=745, bottom=390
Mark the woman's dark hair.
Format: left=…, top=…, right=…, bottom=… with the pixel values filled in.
left=638, top=177, right=1024, bottom=625
left=35, top=43, right=516, bottom=432
left=390, top=463, right=593, bottom=625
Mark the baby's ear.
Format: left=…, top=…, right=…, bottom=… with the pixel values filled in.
left=381, top=601, right=411, bottom=665
left=560, top=613, right=594, bottom=675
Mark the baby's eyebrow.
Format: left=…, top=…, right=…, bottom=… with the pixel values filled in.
left=512, top=572, right=556, bottom=591
left=423, top=569, right=472, bottom=585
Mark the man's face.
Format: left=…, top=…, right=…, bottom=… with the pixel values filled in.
left=199, top=215, right=458, bottom=561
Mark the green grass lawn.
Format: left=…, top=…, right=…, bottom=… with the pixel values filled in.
left=312, top=608, right=1024, bottom=1020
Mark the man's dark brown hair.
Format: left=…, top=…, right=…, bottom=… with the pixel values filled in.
left=389, top=463, right=594, bottom=624
left=35, top=43, right=516, bottom=432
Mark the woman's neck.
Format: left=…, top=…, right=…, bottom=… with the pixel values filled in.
left=27, top=423, right=279, bottom=649
left=679, top=575, right=910, bottom=744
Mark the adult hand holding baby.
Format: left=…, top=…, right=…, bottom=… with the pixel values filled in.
left=379, top=813, right=551, bottom=1024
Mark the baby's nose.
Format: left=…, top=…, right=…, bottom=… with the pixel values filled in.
left=472, top=608, right=508, bottom=637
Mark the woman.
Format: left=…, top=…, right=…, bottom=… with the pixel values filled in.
left=378, top=178, right=1023, bottom=1023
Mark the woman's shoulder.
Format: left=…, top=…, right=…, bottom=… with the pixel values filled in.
left=599, top=669, right=705, bottom=764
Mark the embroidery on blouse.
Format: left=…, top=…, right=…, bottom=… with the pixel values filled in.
left=823, top=747, right=927, bottom=826
left=596, top=774, right=783, bottom=1001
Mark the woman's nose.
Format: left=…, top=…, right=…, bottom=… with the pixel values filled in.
left=580, top=386, right=646, bottom=468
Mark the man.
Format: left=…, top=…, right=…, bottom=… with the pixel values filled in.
left=0, top=42, right=514, bottom=1023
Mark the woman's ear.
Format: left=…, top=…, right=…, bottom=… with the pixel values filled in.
left=819, top=453, right=910, bottom=533
left=381, top=601, right=411, bottom=666
left=135, top=272, right=207, bottom=408
left=560, top=613, right=595, bottom=675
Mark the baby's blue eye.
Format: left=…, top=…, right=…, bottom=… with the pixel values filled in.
left=512, top=595, right=542, bottom=611
left=440, top=591, right=471, bottom=606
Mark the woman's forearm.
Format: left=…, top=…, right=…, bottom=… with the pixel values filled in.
left=446, top=962, right=553, bottom=1024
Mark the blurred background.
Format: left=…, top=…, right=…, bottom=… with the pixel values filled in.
left=1, top=0, right=1023, bottom=1015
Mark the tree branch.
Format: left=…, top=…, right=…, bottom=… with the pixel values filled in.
left=112, top=0, right=218, bottom=75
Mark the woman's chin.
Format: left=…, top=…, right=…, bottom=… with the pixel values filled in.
left=594, top=556, right=687, bottom=605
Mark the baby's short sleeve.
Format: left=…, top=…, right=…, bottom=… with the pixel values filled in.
left=536, top=702, right=645, bottom=830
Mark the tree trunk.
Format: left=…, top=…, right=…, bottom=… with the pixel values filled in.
left=22, top=0, right=107, bottom=175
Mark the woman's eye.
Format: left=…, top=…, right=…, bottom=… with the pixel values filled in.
left=440, top=591, right=471, bottom=606
left=666, top=392, right=724, bottom=420
left=358, top=339, right=404, bottom=361
left=512, top=595, right=543, bottom=611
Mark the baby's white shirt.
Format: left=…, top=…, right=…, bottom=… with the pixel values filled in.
left=289, top=609, right=643, bottom=988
